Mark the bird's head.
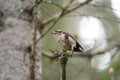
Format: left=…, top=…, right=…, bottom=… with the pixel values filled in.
left=52, top=30, right=65, bottom=44
left=52, top=30, right=63, bottom=35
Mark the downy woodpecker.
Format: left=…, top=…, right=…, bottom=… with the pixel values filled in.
left=52, top=30, right=84, bottom=54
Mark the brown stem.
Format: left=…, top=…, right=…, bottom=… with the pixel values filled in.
left=60, top=54, right=68, bottom=80
left=61, top=64, right=66, bottom=80
left=29, top=16, right=37, bottom=80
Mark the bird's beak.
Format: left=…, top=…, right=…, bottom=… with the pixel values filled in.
left=51, top=31, right=56, bottom=34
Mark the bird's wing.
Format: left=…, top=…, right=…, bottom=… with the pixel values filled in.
left=77, top=42, right=84, bottom=50
left=63, top=31, right=84, bottom=50
left=62, top=32, right=77, bottom=42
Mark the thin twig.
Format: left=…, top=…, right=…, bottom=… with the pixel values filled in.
left=43, top=0, right=64, bottom=10
left=88, top=4, right=120, bottom=11
left=40, top=6, right=51, bottom=17
left=99, top=18, right=113, bottom=35
left=64, top=0, right=74, bottom=10
left=63, top=0, right=92, bottom=14
left=68, top=12, right=120, bottom=23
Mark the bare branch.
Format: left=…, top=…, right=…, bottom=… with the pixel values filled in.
left=42, top=0, right=64, bottom=10
left=29, top=15, right=37, bottom=80
left=64, top=0, right=74, bottom=10
left=42, top=41, right=120, bottom=59
left=63, top=0, right=92, bottom=14
left=88, top=4, right=120, bottom=11
left=41, top=51, right=60, bottom=60
left=68, top=12, right=120, bottom=23
left=40, top=6, right=51, bottom=17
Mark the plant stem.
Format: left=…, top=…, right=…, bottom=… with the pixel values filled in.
left=30, top=16, right=37, bottom=80
left=60, top=54, right=68, bottom=80
left=61, top=63, right=66, bottom=80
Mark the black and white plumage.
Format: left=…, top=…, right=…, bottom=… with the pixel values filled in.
left=52, top=30, right=84, bottom=54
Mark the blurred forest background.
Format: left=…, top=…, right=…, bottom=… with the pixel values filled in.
left=0, top=0, right=120, bottom=80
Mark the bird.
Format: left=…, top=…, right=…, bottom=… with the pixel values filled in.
left=52, top=30, right=84, bottom=55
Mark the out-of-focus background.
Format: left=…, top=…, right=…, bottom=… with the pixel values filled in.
left=42, top=0, right=120, bottom=80
left=0, top=0, right=120, bottom=80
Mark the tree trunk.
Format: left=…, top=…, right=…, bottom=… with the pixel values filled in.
left=0, top=0, right=42, bottom=79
